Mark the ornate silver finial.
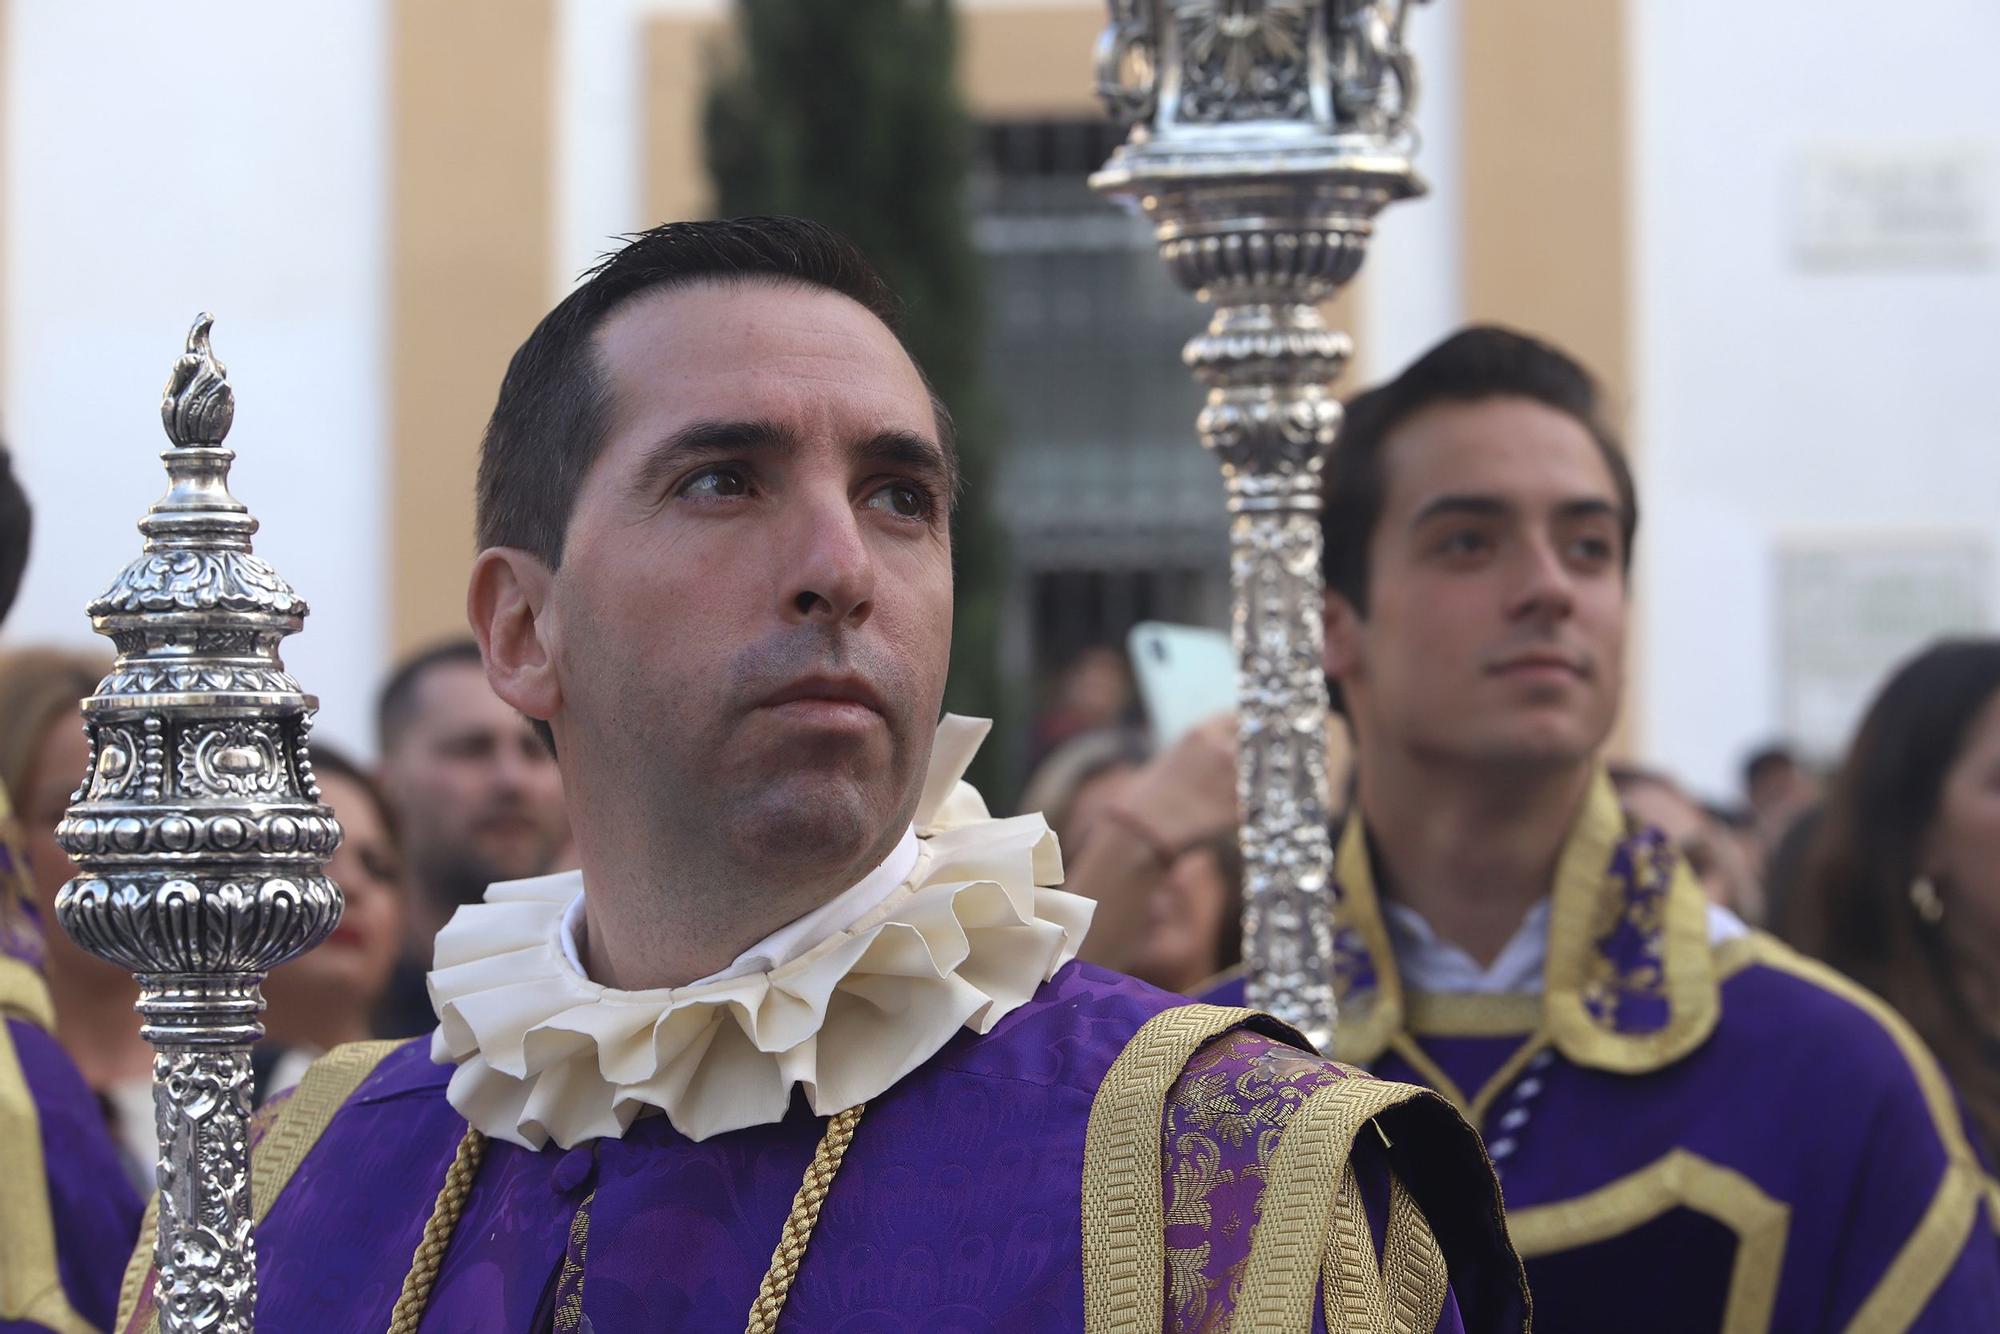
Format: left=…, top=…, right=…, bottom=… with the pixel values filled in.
left=161, top=313, right=236, bottom=448
left=1090, top=0, right=1429, bottom=1051
left=56, top=316, right=342, bottom=1333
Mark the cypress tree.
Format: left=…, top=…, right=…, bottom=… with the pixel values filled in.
left=705, top=0, right=1010, bottom=798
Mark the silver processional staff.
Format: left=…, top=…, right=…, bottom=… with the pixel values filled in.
left=56, top=316, right=343, bottom=1334
left=1090, top=0, right=1428, bottom=1049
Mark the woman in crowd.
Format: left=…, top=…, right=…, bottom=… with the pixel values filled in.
left=1784, top=638, right=2000, bottom=1159
left=1016, top=726, right=1151, bottom=858
left=0, top=645, right=156, bottom=1186
left=256, top=745, right=408, bottom=1102
left=1123, top=829, right=1244, bottom=997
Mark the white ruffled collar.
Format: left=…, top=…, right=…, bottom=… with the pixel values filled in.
left=427, top=716, right=1094, bottom=1148
left=555, top=825, right=921, bottom=987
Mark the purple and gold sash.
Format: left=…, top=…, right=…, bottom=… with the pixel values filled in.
left=1328, top=771, right=1719, bottom=1075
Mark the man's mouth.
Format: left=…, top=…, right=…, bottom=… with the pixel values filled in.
left=1486, top=652, right=1588, bottom=681
left=759, top=674, right=888, bottom=726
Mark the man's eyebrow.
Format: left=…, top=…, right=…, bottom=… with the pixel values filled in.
left=855, top=429, right=953, bottom=488
left=629, top=418, right=797, bottom=499
left=1410, top=494, right=1622, bottom=526
left=1410, top=493, right=1511, bottom=526
left=1553, top=497, right=1622, bottom=523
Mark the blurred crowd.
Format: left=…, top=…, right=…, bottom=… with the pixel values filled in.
left=1017, top=614, right=2000, bottom=1169
left=0, top=630, right=573, bottom=1189
left=2, top=327, right=1996, bottom=1201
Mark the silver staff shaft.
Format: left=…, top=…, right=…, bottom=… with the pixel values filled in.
left=1090, top=1, right=1427, bottom=1050
left=56, top=316, right=343, bottom=1333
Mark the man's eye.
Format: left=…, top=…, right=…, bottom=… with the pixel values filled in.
left=1569, top=535, right=1616, bottom=564
left=679, top=467, right=751, bottom=500
left=866, top=482, right=933, bottom=521
left=1439, top=530, right=1489, bottom=556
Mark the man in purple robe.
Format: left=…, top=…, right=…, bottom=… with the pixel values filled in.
left=0, top=445, right=144, bottom=1333
left=117, top=218, right=1527, bottom=1332
left=1077, top=327, right=2000, bottom=1329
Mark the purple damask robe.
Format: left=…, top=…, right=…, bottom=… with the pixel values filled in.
left=2, top=800, right=143, bottom=1334
left=124, top=963, right=1527, bottom=1331
left=1205, top=775, right=2000, bottom=1331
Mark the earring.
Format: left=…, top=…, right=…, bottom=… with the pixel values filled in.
left=1910, top=875, right=1946, bottom=925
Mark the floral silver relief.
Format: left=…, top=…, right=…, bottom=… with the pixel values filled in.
left=55, top=315, right=342, bottom=1333
left=1092, top=0, right=1426, bottom=1051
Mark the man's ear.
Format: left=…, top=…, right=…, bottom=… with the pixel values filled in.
left=1322, top=587, right=1364, bottom=681
left=468, top=548, right=561, bottom=728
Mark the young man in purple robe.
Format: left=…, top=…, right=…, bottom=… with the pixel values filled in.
left=2, top=790, right=144, bottom=1334
left=116, top=218, right=1527, bottom=1333
left=1077, top=326, right=2000, bottom=1330
left=0, top=445, right=144, bottom=1334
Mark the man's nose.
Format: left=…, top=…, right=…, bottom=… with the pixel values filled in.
left=781, top=493, right=876, bottom=627
left=1508, top=536, right=1576, bottom=622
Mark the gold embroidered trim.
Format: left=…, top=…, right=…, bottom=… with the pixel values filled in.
left=1321, top=1161, right=1385, bottom=1330
left=1404, top=991, right=1540, bottom=1038
left=1465, top=1036, right=1552, bottom=1128
left=0, top=956, right=55, bottom=1032
left=1235, top=1076, right=1421, bottom=1329
left=553, top=1187, right=595, bottom=1332
left=121, top=1038, right=406, bottom=1334
left=1380, top=1174, right=1449, bottom=1334
left=1081, top=1003, right=1256, bottom=1334
left=1316, top=1165, right=1450, bottom=1334
left=253, top=1039, right=407, bottom=1221
left=1335, top=771, right=1722, bottom=1074
left=1385, top=1033, right=1470, bottom=1117
left=1712, top=932, right=1760, bottom=981
left=0, top=1013, right=95, bottom=1334
left=745, top=1101, right=867, bottom=1333
left=1541, top=775, right=1719, bottom=1071
left=1730, top=934, right=1998, bottom=1328
left=1843, top=1164, right=1982, bottom=1333
left=1506, top=1149, right=1787, bottom=1334
left=1331, top=818, right=1403, bottom=1066
left=116, top=1193, right=159, bottom=1334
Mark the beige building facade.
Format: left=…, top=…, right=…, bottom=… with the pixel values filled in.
left=9, top=1, right=1994, bottom=798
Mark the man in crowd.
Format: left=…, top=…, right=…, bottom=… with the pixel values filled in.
left=0, top=445, right=141, bottom=1331
left=1742, top=741, right=1821, bottom=866
left=118, top=219, right=1526, bottom=1331
left=372, top=638, right=572, bottom=1036
left=1075, top=326, right=2000, bottom=1328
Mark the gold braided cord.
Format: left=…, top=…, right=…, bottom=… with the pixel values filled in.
left=387, top=1124, right=487, bottom=1334
left=744, top=1102, right=867, bottom=1334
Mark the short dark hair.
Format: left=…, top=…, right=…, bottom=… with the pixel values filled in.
left=1321, top=324, right=1639, bottom=617
left=476, top=215, right=956, bottom=568
left=0, top=446, right=30, bottom=626
left=1743, top=744, right=1799, bottom=793
left=376, top=638, right=486, bottom=753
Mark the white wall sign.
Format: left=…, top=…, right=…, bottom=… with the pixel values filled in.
left=1778, top=534, right=1993, bottom=759
left=1793, top=142, right=1994, bottom=270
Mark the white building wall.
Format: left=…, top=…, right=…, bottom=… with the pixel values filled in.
left=1359, top=0, right=1464, bottom=380
left=1632, top=0, right=2000, bottom=798
left=4, top=1, right=391, bottom=755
